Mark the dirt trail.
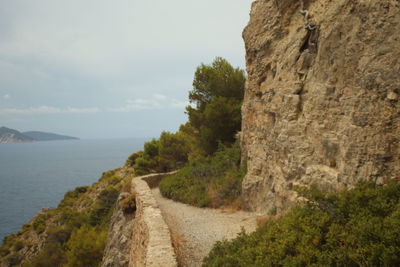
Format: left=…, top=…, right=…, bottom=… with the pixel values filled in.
left=151, top=188, right=259, bottom=267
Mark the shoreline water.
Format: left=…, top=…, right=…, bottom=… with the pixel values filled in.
left=0, top=138, right=148, bottom=242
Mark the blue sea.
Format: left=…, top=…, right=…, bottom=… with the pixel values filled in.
left=0, top=138, right=148, bottom=242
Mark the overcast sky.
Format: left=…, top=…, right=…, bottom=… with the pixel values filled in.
left=0, top=0, right=252, bottom=139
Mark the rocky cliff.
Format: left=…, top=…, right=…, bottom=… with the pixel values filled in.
left=241, top=0, right=400, bottom=213
left=101, top=194, right=135, bottom=267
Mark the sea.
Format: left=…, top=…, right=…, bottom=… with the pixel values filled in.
left=0, top=138, right=149, bottom=242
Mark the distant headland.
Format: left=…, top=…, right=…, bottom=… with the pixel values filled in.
left=0, top=126, right=79, bottom=143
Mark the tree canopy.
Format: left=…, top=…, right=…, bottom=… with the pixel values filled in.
left=186, top=57, right=246, bottom=154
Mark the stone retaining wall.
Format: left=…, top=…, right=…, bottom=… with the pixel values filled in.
left=129, top=172, right=177, bottom=267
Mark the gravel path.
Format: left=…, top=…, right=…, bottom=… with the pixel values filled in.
left=151, top=188, right=259, bottom=267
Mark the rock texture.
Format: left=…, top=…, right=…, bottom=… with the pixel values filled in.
left=101, top=193, right=135, bottom=267
left=241, top=0, right=400, bottom=213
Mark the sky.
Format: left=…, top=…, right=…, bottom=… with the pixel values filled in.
left=0, top=0, right=253, bottom=139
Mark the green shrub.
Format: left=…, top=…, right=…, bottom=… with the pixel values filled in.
left=46, top=227, right=71, bottom=245
left=2, top=233, right=17, bottom=247
left=120, top=194, right=136, bottom=214
left=22, top=223, right=31, bottom=231
left=160, top=166, right=211, bottom=207
left=125, top=151, right=143, bottom=167
left=159, top=141, right=245, bottom=208
left=65, top=225, right=107, bottom=267
left=32, top=214, right=47, bottom=234
left=100, top=169, right=118, bottom=180
left=58, top=197, right=77, bottom=208
left=203, top=181, right=400, bottom=266
left=58, top=208, right=88, bottom=229
left=133, top=139, right=160, bottom=175
left=88, top=187, right=119, bottom=226
left=158, top=131, right=190, bottom=172
left=58, top=186, right=89, bottom=208
left=132, top=132, right=190, bottom=175
left=26, top=242, right=66, bottom=267
left=64, top=186, right=88, bottom=199
left=134, top=156, right=157, bottom=176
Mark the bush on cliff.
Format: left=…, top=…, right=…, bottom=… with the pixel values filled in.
left=32, top=213, right=49, bottom=234
left=64, top=225, right=107, bottom=267
left=88, top=187, right=119, bottom=226
left=125, top=150, right=143, bottom=167
left=27, top=242, right=67, bottom=267
left=159, top=141, right=245, bottom=208
left=130, top=131, right=190, bottom=176
left=203, top=181, right=400, bottom=266
left=158, top=131, right=190, bottom=171
left=120, top=193, right=136, bottom=214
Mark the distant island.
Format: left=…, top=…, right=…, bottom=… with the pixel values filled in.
left=0, top=126, right=79, bottom=143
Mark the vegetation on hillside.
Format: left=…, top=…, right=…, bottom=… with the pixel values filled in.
left=0, top=57, right=245, bottom=266
left=159, top=141, right=245, bottom=208
left=2, top=53, right=398, bottom=267
left=186, top=57, right=246, bottom=155
left=125, top=131, right=190, bottom=176
left=127, top=57, right=247, bottom=208
left=203, top=181, right=400, bottom=266
left=0, top=169, right=131, bottom=267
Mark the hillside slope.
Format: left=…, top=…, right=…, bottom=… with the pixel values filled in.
left=22, top=131, right=78, bottom=141
left=0, top=127, right=35, bottom=143
left=0, top=127, right=78, bottom=143
left=0, top=168, right=133, bottom=267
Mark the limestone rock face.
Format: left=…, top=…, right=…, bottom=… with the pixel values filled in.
left=101, top=194, right=135, bottom=267
left=241, top=0, right=400, bottom=213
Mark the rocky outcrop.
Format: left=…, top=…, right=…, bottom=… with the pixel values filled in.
left=241, top=0, right=400, bottom=213
left=101, top=194, right=135, bottom=267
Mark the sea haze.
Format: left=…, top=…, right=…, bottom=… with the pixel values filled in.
left=0, top=138, right=148, bottom=242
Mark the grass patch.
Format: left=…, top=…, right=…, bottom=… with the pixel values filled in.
left=203, top=181, right=400, bottom=266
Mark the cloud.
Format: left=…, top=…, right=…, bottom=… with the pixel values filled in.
left=109, top=94, right=188, bottom=112
left=0, top=1, right=251, bottom=137
left=0, top=95, right=189, bottom=116
left=0, top=106, right=100, bottom=115
left=0, top=1, right=250, bottom=79
left=3, top=94, right=10, bottom=99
